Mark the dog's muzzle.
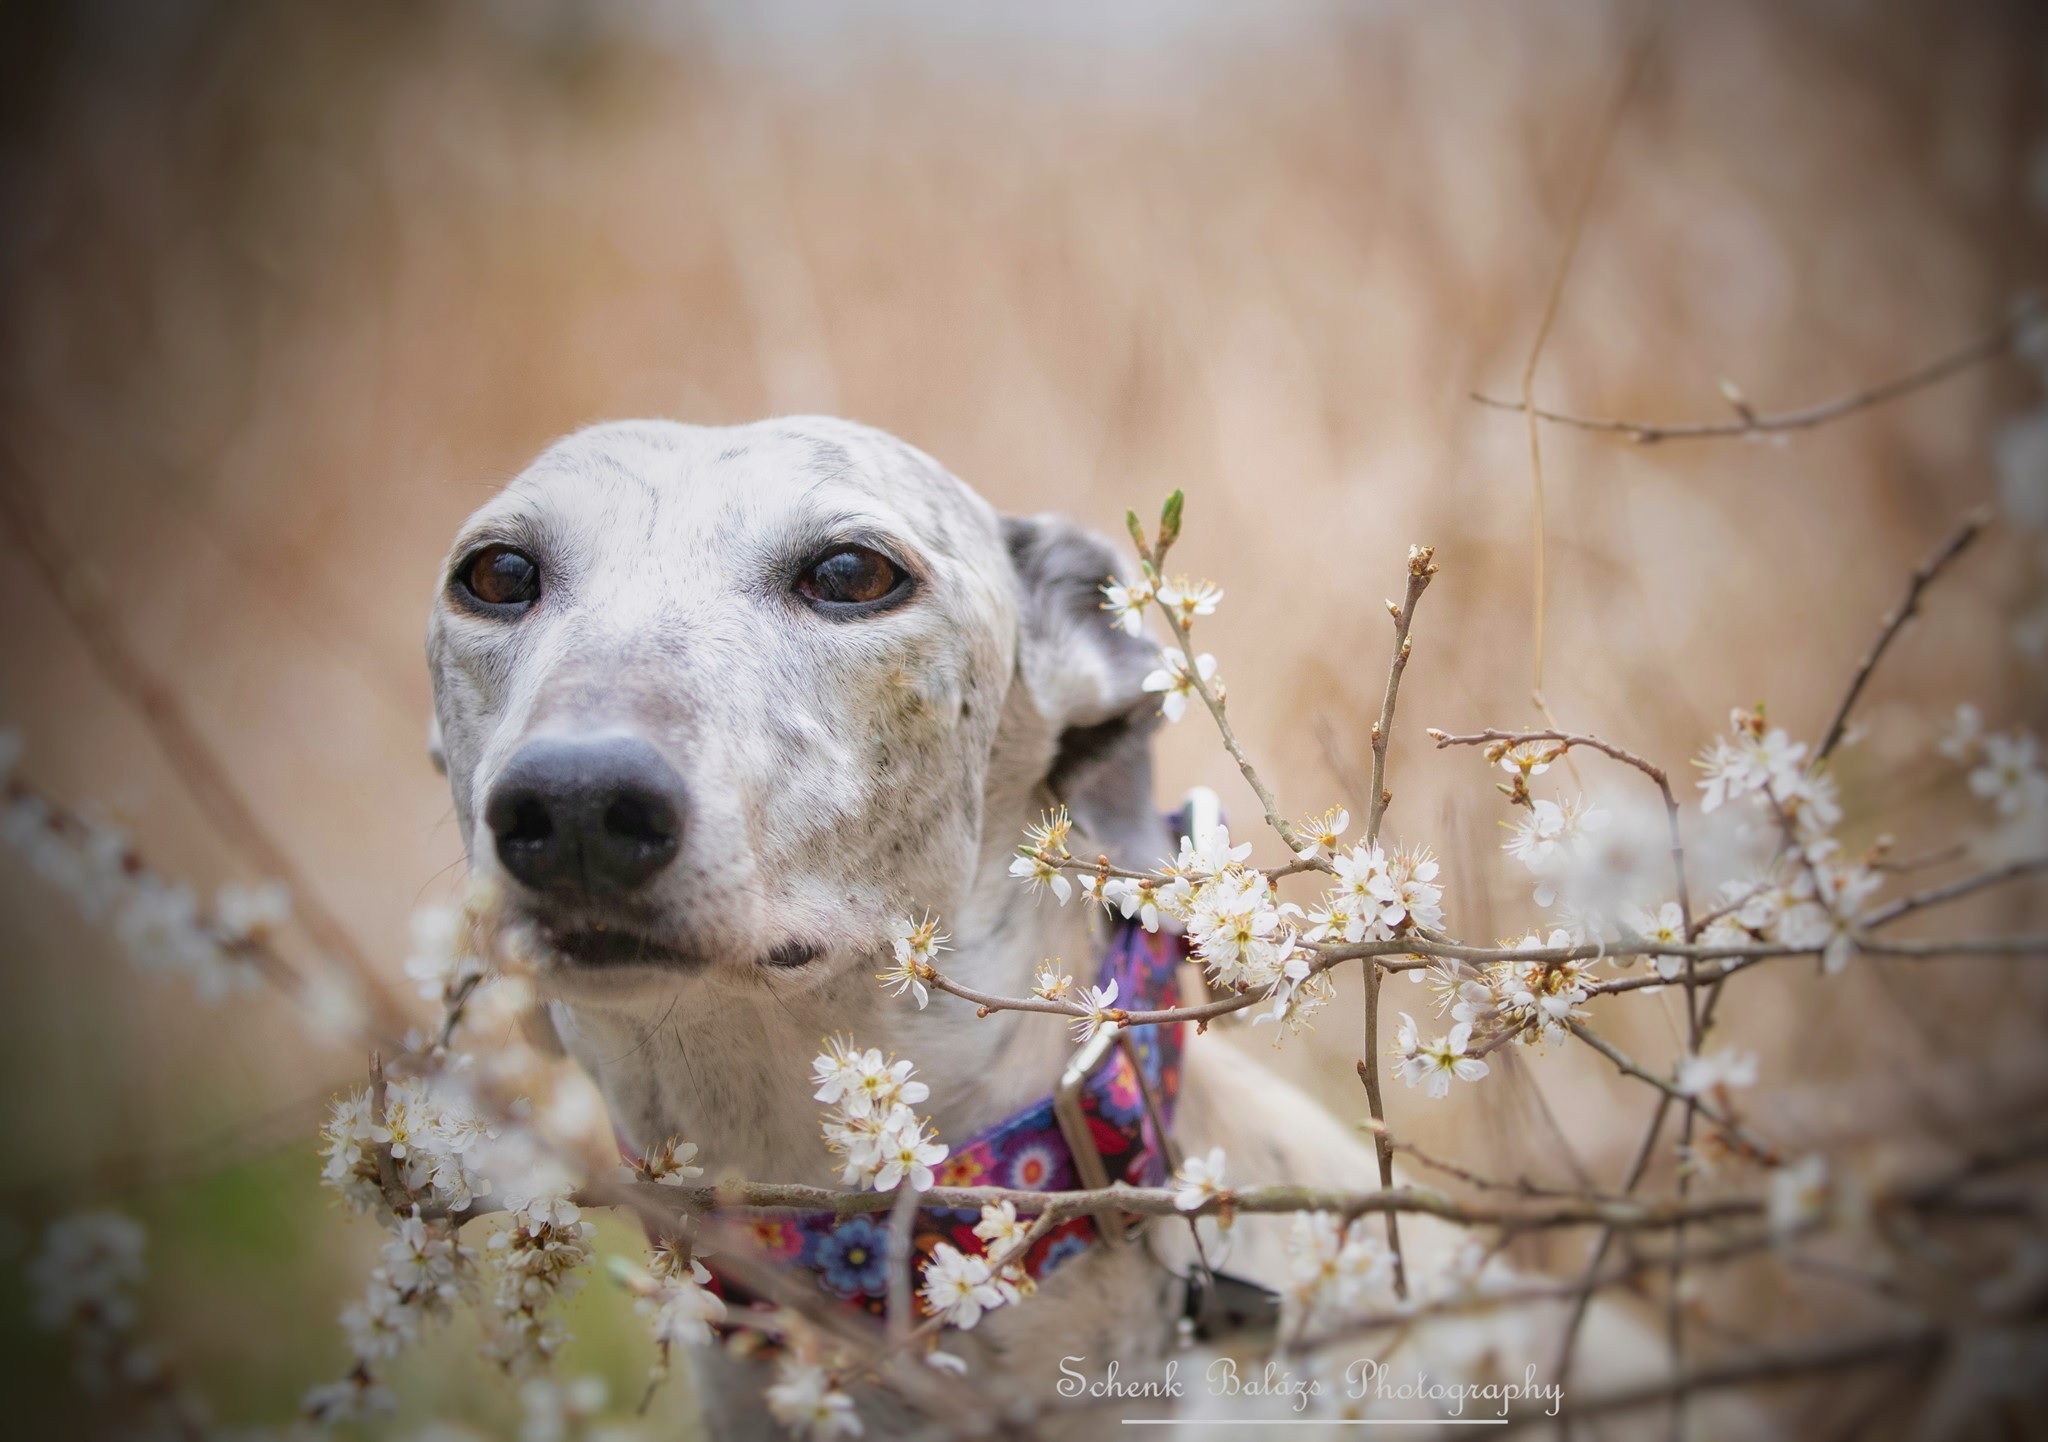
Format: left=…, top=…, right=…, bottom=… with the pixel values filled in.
left=484, top=734, right=685, bottom=900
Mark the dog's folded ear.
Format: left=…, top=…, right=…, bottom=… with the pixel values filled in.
left=1001, top=513, right=1165, bottom=865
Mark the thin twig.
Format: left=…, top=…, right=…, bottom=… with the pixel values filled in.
left=1562, top=1021, right=1772, bottom=1160
left=1355, top=546, right=1438, bottom=1301
left=1367, top=547, right=1438, bottom=844
left=1552, top=1093, right=1672, bottom=1404
left=1517, top=0, right=1667, bottom=696
left=1816, top=511, right=1989, bottom=761
left=1138, top=505, right=1313, bottom=859
left=1473, top=298, right=2044, bottom=447
left=1857, top=934, right=2048, bottom=958
left=1861, top=856, right=2048, bottom=929
left=1505, top=1327, right=1945, bottom=1431
left=886, top=1182, right=922, bottom=1342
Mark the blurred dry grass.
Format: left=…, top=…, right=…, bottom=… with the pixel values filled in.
left=1, top=0, right=2044, bottom=1434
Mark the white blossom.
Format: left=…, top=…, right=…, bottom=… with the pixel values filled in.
left=1172, top=1147, right=1228, bottom=1212
left=1141, top=649, right=1219, bottom=723
left=482, top=1195, right=595, bottom=1375
left=974, top=1200, right=1031, bottom=1253
left=1176, top=820, right=1254, bottom=879
left=919, top=1243, right=1006, bottom=1329
left=765, top=1359, right=863, bottom=1440
left=1971, top=731, right=2048, bottom=819
left=1697, top=711, right=1807, bottom=813
left=814, top=1041, right=946, bottom=1191
left=1281, top=1212, right=1392, bottom=1327
left=631, top=1250, right=725, bottom=1352
left=1185, top=869, right=1298, bottom=990
left=28, top=1212, right=147, bottom=1340
left=1768, top=1155, right=1831, bottom=1240
left=303, top=1372, right=396, bottom=1425
left=1504, top=796, right=1612, bottom=906
left=1623, top=901, right=1688, bottom=980
left=1393, top=1013, right=1489, bottom=1097
left=342, top=1277, right=426, bottom=1361
left=1499, top=740, right=1559, bottom=780
left=1155, top=576, right=1224, bottom=628
left=630, top=1135, right=704, bottom=1187
left=1008, top=851, right=1073, bottom=903
left=1292, top=807, right=1349, bottom=861
left=1098, top=574, right=1156, bottom=637
left=402, top=902, right=485, bottom=1005
left=1677, top=1049, right=1759, bottom=1097
left=874, top=1111, right=948, bottom=1193
left=1102, top=875, right=1163, bottom=932
left=1326, top=841, right=1445, bottom=943
left=213, top=879, right=291, bottom=945
left=320, top=1088, right=388, bottom=1214
left=811, top=1039, right=929, bottom=1121
left=1031, top=961, right=1074, bottom=1000
left=519, top=1374, right=609, bottom=1442
left=877, top=912, right=947, bottom=1008
left=1072, top=979, right=1121, bottom=1043
left=1938, top=704, right=1984, bottom=761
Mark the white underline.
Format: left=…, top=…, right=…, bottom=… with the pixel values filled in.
left=1120, top=1421, right=1509, bottom=1427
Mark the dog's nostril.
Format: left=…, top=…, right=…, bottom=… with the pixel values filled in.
left=502, top=796, right=554, bottom=846
left=604, top=791, right=667, bottom=844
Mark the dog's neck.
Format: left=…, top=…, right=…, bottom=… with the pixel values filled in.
left=555, top=727, right=1166, bottom=1184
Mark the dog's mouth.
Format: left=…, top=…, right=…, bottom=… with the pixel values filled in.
left=541, top=925, right=699, bottom=970
left=531, top=922, right=823, bottom=974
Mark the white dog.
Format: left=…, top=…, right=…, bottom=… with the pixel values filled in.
left=427, top=417, right=1719, bottom=1439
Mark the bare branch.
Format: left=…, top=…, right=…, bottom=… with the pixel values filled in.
left=1508, top=1327, right=1944, bottom=1432
left=1472, top=298, right=2043, bottom=447
left=1816, top=510, right=1988, bottom=761
left=1858, top=934, right=2048, bottom=958
left=1515, top=0, right=1667, bottom=695
left=1554, top=1094, right=1672, bottom=1396
left=1562, top=1021, right=1774, bottom=1161
left=1860, top=856, right=2048, bottom=929
left=1367, top=546, right=1438, bottom=844
left=886, top=1182, right=922, bottom=1342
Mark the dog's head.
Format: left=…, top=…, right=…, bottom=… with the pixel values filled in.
left=426, top=417, right=1159, bottom=1002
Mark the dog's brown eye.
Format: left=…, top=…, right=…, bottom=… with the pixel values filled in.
left=460, top=545, right=540, bottom=608
left=799, top=546, right=904, bottom=607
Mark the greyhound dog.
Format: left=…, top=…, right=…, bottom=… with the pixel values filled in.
left=426, top=417, right=1703, bottom=1438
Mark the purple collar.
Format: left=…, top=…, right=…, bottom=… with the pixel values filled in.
left=696, top=913, right=1190, bottom=1320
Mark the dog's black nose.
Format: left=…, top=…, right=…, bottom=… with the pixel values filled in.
left=485, top=736, right=685, bottom=897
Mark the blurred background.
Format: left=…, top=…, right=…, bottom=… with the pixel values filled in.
left=2, top=0, right=2044, bottom=1435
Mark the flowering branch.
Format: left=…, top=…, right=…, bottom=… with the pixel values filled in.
left=1428, top=725, right=1694, bottom=935
left=1354, top=544, right=1439, bottom=1300
left=1129, top=493, right=1310, bottom=858
left=564, top=1177, right=1768, bottom=1231
left=1561, top=1021, right=1776, bottom=1162
left=0, top=471, right=408, bottom=1040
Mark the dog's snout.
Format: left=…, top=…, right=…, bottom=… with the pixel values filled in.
left=485, top=736, right=685, bottom=898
